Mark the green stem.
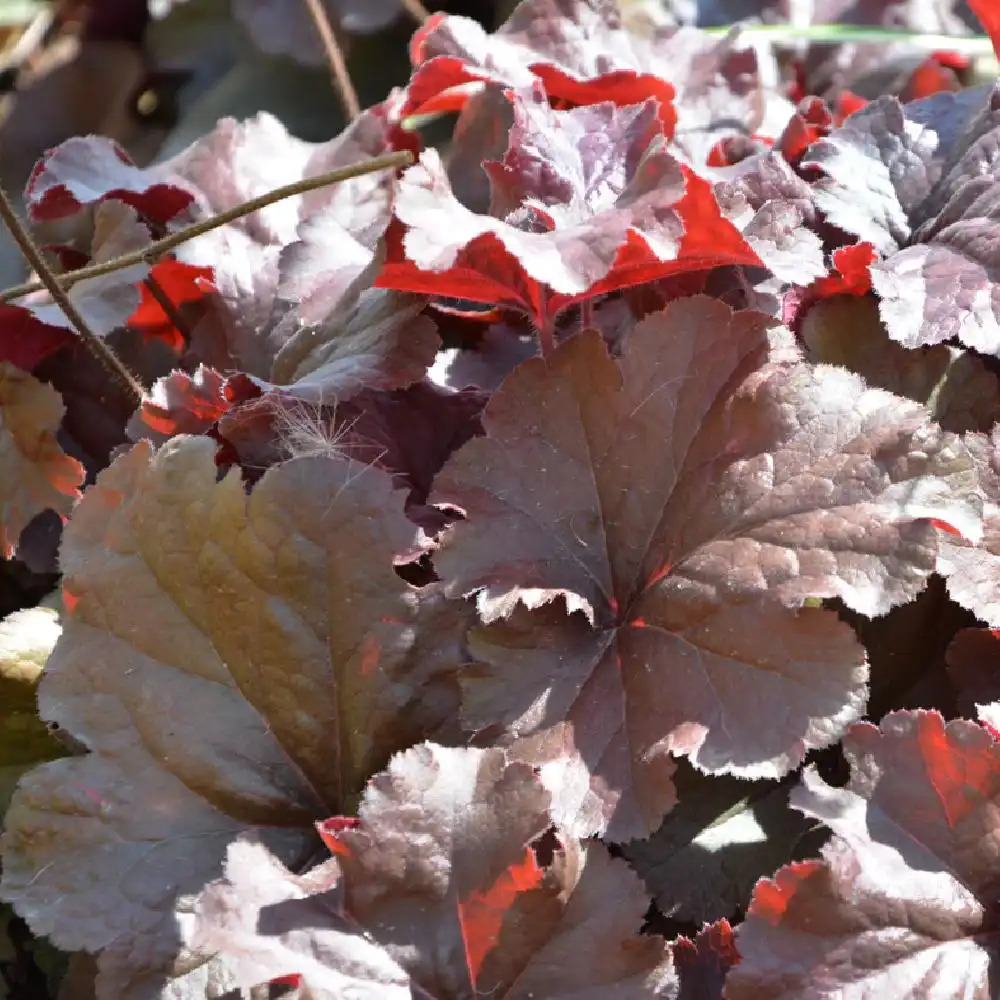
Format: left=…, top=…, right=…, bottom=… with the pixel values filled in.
left=705, top=23, right=995, bottom=57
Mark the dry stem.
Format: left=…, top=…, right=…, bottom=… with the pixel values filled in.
left=0, top=182, right=144, bottom=406
left=0, top=151, right=414, bottom=304
left=399, top=0, right=431, bottom=23
left=143, top=273, right=194, bottom=345
left=301, top=0, right=361, bottom=119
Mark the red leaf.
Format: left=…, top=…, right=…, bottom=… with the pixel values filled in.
left=705, top=133, right=771, bottom=167
left=405, top=0, right=761, bottom=145
left=915, top=713, right=994, bottom=826
left=967, top=0, right=1000, bottom=61
left=530, top=64, right=676, bottom=134
left=128, top=258, right=215, bottom=351
left=783, top=242, right=875, bottom=332
left=268, top=974, right=302, bottom=989
left=27, top=136, right=193, bottom=224
left=822, top=243, right=876, bottom=297
left=404, top=4, right=678, bottom=133
left=805, top=242, right=877, bottom=306
left=405, top=57, right=484, bottom=117
left=833, top=90, right=868, bottom=122
left=316, top=815, right=361, bottom=857
left=731, top=712, right=1000, bottom=999
left=457, top=844, right=544, bottom=984
left=899, top=57, right=959, bottom=102
left=743, top=859, right=826, bottom=928
left=127, top=365, right=230, bottom=443
left=0, top=308, right=75, bottom=371
left=674, top=919, right=740, bottom=1000
left=776, top=96, right=834, bottom=165
left=378, top=90, right=761, bottom=333
left=932, top=50, right=971, bottom=72
left=673, top=172, right=764, bottom=271
left=932, top=517, right=964, bottom=537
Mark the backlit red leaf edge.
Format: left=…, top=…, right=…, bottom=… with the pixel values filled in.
left=378, top=89, right=762, bottom=334
left=404, top=4, right=677, bottom=135
left=728, top=710, right=1000, bottom=999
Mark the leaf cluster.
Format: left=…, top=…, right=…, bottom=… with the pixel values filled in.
left=3, top=0, right=1000, bottom=998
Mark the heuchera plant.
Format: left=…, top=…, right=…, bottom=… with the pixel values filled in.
left=6, top=0, right=1000, bottom=997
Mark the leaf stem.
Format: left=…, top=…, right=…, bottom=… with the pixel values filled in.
left=0, top=151, right=414, bottom=304
left=0, top=181, right=144, bottom=406
left=535, top=295, right=556, bottom=358
left=301, top=0, right=361, bottom=120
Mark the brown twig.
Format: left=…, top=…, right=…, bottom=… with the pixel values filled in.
left=0, top=151, right=414, bottom=304
left=142, top=273, right=194, bottom=345
left=301, top=0, right=361, bottom=120
left=0, top=182, right=144, bottom=407
left=399, top=0, right=431, bottom=24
